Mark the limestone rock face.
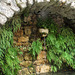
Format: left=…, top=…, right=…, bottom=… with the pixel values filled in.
left=37, top=51, right=47, bottom=60
left=0, top=14, right=7, bottom=25
left=0, top=0, right=75, bottom=28
left=36, top=64, right=51, bottom=74
left=2, top=0, right=20, bottom=13
left=16, top=0, right=27, bottom=9
left=0, top=2, right=14, bottom=18
left=24, top=53, right=32, bottom=61
left=18, top=36, right=29, bottom=43
left=20, top=61, right=32, bottom=67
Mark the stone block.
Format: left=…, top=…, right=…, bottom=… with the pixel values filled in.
left=13, top=37, right=17, bottom=41
left=39, top=28, right=49, bottom=34
left=29, top=67, right=34, bottom=74
left=0, top=2, right=14, bottom=18
left=22, top=68, right=30, bottom=75
left=18, top=68, right=30, bottom=75
left=37, top=51, right=47, bottom=60
left=18, top=70, right=22, bottom=75
left=39, top=64, right=51, bottom=73
left=28, top=0, right=33, bottom=5
left=14, top=29, right=23, bottom=37
left=0, top=14, right=7, bottom=25
left=3, top=0, right=20, bottom=13
left=18, top=36, right=29, bottom=43
left=24, top=53, right=32, bottom=61
left=35, top=64, right=51, bottom=74
left=16, top=0, right=27, bottom=9
left=16, top=43, right=22, bottom=46
left=20, top=61, right=32, bottom=67
left=33, top=59, right=47, bottom=65
left=36, top=66, right=40, bottom=74
left=25, top=26, right=32, bottom=36
left=16, top=42, right=29, bottom=46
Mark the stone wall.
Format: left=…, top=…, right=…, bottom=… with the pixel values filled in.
left=13, top=14, right=51, bottom=75
left=0, top=0, right=75, bottom=28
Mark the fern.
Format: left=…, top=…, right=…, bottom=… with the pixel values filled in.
left=29, top=39, right=42, bottom=58
left=12, top=16, right=21, bottom=32
left=0, top=16, right=21, bottom=75
left=2, top=47, right=20, bottom=75
left=37, top=18, right=75, bottom=72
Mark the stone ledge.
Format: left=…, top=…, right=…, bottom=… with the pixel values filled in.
left=0, top=0, right=75, bottom=25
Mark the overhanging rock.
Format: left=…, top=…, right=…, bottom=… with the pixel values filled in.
left=0, top=0, right=75, bottom=26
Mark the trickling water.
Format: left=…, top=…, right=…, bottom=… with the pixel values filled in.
left=44, top=36, right=46, bottom=50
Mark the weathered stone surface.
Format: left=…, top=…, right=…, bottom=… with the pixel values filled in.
left=37, top=51, right=47, bottom=60
left=0, top=14, right=7, bottom=25
left=24, top=53, right=32, bottom=61
left=0, top=2, right=14, bottom=18
left=36, top=66, right=40, bottom=74
left=2, top=0, right=20, bottom=13
left=22, top=68, right=30, bottom=75
left=29, top=67, right=34, bottom=74
left=14, top=29, right=23, bottom=36
left=13, top=37, right=17, bottom=41
left=19, top=3, right=27, bottom=9
left=28, top=0, right=33, bottom=5
left=18, top=36, right=29, bottom=43
left=39, top=28, right=49, bottom=34
left=25, top=26, right=32, bottom=36
left=36, top=64, right=51, bottom=74
left=33, top=59, right=47, bottom=65
left=18, top=68, right=30, bottom=75
left=0, top=0, right=75, bottom=25
left=20, top=61, right=32, bottom=67
left=16, top=0, right=27, bottom=9
left=39, top=64, right=51, bottom=73
left=24, top=16, right=31, bottom=22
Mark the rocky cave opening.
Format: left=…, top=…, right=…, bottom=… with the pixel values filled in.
left=0, top=1, right=75, bottom=75
left=11, top=7, right=75, bottom=74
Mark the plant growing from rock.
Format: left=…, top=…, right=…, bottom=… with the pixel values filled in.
left=46, top=27, right=75, bottom=72
left=0, top=16, right=22, bottom=75
left=29, top=39, right=42, bottom=59
left=37, top=18, right=75, bottom=72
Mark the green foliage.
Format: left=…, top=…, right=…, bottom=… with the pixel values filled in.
left=29, top=39, right=42, bottom=58
left=2, top=47, right=20, bottom=75
left=0, top=16, right=21, bottom=75
left=2, top=16, right=21, bottom=32
left=12, top=16, right=21, bottom=32
left=37, top=18, right=75, bottom=72
left=23, top=7, right=30, bottom=17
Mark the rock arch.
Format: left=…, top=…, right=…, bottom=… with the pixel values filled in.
left=0, top=0, right=75, bottom=29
